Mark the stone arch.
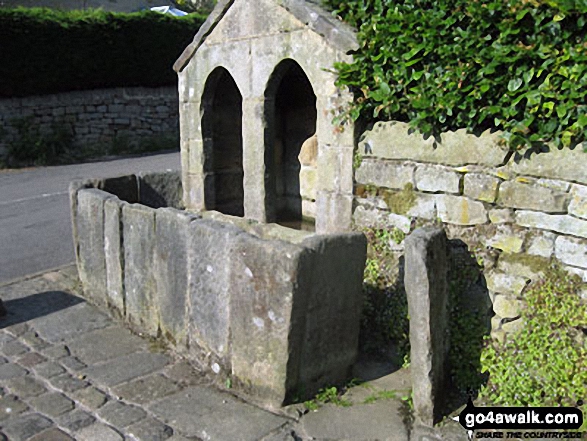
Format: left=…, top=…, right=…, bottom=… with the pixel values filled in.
left=263, top=59, right=317, bottom=228
left=201, top=67, right=244, bottom=217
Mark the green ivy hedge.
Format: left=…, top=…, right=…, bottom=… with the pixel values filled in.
left=0, top=8, right=206, bottom=97
left=324, top=0, right=587, bottom=151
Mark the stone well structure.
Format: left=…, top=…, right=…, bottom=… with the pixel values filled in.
left=174, top=0, right=358, bottom=233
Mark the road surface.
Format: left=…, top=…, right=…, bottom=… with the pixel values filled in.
left=0, top=152, right=180, bottom=284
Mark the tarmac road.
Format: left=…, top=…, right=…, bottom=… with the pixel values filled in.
left=0, top=152, right=180, bottom=284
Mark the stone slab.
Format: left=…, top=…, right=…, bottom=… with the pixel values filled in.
left=355, top=159, right=414, bottom=190
left=555, top=235, right=587, bottom=269
left=297, top=401, right=408, bottom=441
left=0, top=363, right=27, bottom=380
left=77, top=423, right=124, bottom=441
left=71, top=386, right=108, bottom=410
left=138, top=171, right=183, bottom=209
left=104, top=198, right=125, bottom=315
left=404, top=228, right=449, bottom=426
left=154, top=209, right=193, bottom=346
left=125, top=417, right=173, bottom=441
left=98, top=401, right=147, bottom=428
left=1, top=413, right=53, bottom=441
left=81, top=352, right=170, bottom=387
left=57, top=409, right=96, bottom=432
left=0, top=395, right=28, bottom=420
left=437, top=195, right=488, bottom=225
left=359, top=121, right=509, bottom=167
left=29, top=392, right=74, bottom=417
left=415, top=164, right=460, bottom=194
left=569, top=184, right=587, bottom=220
left=516, top=211, right=587, bottom=239
left=464, top=173, right=500, bottom=203
left=66, top=326, right=148, bottom=365
left=28, top=428, right=74, bottom=441
left=5, top=375, right=47, bottom=398
left=123, top=203, right=158, bottom=336
left=497, top=180, right=569, bottom=213
left=114, top=374, right=180, bottom=405
left=32, top=302, right=112, bottom=343
left=150, top=387, right=287, bottom=441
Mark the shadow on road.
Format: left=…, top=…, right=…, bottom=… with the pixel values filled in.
left=0, top=290, right=83, bottom=328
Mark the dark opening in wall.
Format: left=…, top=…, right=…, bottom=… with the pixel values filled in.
left=264, top=59, right=317, bottom=228
left=201, top=67, right=244, bottom=217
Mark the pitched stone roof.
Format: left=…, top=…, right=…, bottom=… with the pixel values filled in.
left=173, top=0, right=358, bottom=72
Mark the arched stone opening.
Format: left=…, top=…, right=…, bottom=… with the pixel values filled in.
left=201, top=67, right=244, bottom=217
left=264, top=59, right=317, bottom=229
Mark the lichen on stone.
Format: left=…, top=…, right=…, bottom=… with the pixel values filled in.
left=382, top=183, right=416, bottom=215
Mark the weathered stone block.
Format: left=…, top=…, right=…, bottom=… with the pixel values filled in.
left=154, top=209, right=195, bottom=348
left=188, top=218, right=241, bottom=359
left=506, top=144, right=587, bottom=185
left=485, top=271, right=528, bottom=296
left=554, top=235, right=587, bottom=269
left=484, top=227, right=525, bottom=253
left=404, top=228, right=449, bottom=426
left=436, top=195, right=488, bottom=225
left=352, top=205, right=411, bottom=233
left=488, top=208, right=514, bottom=224
left=415, top=165, right=460, bottom=194
left=229, top=232, right=304, bottom=406
left=464, top=173, right=500, bottom=202
left=498, top=180, right=569, bottom=213
left=299, top=167, right=317, bottom=200
left=355, top=159, right=414, bottom=190
left=492, top=295, right=523, bottom=319
left=122, top=204, right=158, bottom=336
left=138, top=171, right=183, bottom=209
left=104, top=198, right=125, bottom=316
left=76, top=189, right=110, bottom=307
left=315, top=192, right=353, bottom=234
left=497, top=253, right=550, bottom=280
left=526, top=231, right=556, bottom=258
left=296, top=234, right=367, bottom=397
left=569, top=184, right=587, bottom=220
left=516, top=211, right=587, bottom=238
left=359, top=121, right=509, bottom=166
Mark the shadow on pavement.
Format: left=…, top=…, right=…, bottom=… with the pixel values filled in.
left=0, top=290, right=83, bottom=328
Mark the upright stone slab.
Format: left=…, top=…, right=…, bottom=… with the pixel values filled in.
left=76, top=189, right=111, bottom=307
left=188, top=218, right=242, bottom=362
left=123, top=204, right=158, bottom=337
left=404, top=227, right=449, bottom=426
left=229, top=231, right=305, bottom=407
left=104, top=197, right=125, bottom=316
left=154, top=209, right=195, bottom=348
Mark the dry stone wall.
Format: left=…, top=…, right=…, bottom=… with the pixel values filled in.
left=0, top=87, right=179, bottom=158
left=354, top=121, right=587, bottom=341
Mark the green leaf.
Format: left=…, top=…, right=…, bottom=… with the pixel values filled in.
left=508, top=78, right=523, bottom=92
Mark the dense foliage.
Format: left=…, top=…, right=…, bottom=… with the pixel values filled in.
left=0, top=8, right=206, bottom=97
left=323, top=0, right=587, bottom=151
left=480, top=267, right=587, bottom=421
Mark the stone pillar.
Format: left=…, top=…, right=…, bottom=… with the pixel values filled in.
left=404, top=227, right=449, bottom=426
left=242, top=97, right=267, bottom=222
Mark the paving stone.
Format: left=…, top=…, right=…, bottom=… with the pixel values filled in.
left=4, top=323, right=29, bottom=337
left=16, top=352, right=47, bottom=368
left=164, top=361, right=203, bottom=386
left=29, top=392, right=75, bottom=417
left=82, top=352, right=170, bottom=386
left=66, top=326, right=148, bottom=365
left=42, top=344, right=71, bottom=359
left=126, top=417, right=174, bottom=441
left=1, top=339, right=29, bottom=356
left=151, top=387, right=287, bottom=440
left=57, top=409, right=96, bottom=432
left=115, top=374, right=180, bottom=405
left=0, top=356, right=7, bottom=364
left=0, top=332, right=14, bottom=345
left=21, top=330, right=50, bottom=350
left=5, top=375, right=47, bottom=398
left=32, top=302, right=112, bottom=343
left=33, top=360, right=66, bottom=378
left=0, top=362, right=28, bottom=380
left=1, top=413, right=53, bottom=441
left=49, top=372, right=89, bottom=392
left=61, top=356, right=87, bottom=371
left=77, top=423, right=124, bottom=441
left=72, top=386, right=108, bottom=409
left=0, top=394, right=28, bottom=420
left=28, top=427, right=75, bottom=441
left=98, top=401, right=147, bottom=428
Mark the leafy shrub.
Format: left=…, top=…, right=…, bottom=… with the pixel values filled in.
left=0, top=8, right=206, bottom=97
left=480, top=266, right=587, bottom=414
left=324, top=0, right=587, bottom=151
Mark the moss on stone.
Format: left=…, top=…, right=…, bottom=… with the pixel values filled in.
left=382, top=183, right=416, bottom=215
left=498, top=252, right=552, bottom=275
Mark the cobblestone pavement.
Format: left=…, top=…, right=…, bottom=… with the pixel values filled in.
left=0, top=266, right=466, bottom=441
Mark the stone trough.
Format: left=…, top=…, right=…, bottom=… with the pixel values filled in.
left=70, top=171, right=366, bottom=408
